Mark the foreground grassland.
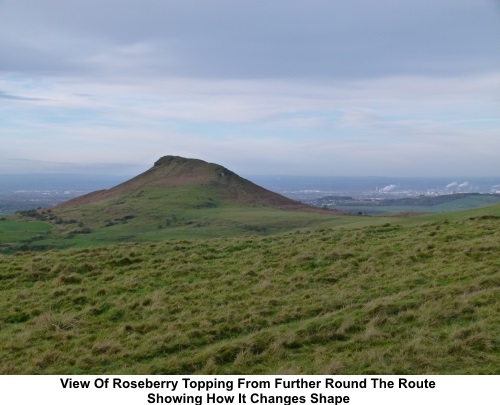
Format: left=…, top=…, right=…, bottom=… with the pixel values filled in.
left=0, top=211, right=498, bottom=374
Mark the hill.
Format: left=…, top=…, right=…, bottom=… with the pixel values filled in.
left=0, top=206, right=498, bottom=374
left=1, top=166, right=499, bottom=374
left=57, top=156, right=307, bottom=210
left=9, top=156, right=346, bottom=249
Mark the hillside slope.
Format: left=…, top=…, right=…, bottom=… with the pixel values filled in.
left=0, top=212, right=498, bottom=374
left=58, top=156, right=306, bottom=210
left=24, top=156, right=340, bottom=246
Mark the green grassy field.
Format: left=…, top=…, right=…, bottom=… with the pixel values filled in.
left=0, top=204, right=498, bottom=374
left=0, top=218, right=52, bottom=243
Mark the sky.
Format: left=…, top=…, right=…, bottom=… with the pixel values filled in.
left=1, top=0, right=499, bottom=176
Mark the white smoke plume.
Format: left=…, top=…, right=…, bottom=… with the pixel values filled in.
left=381, top=184, right=397, bottom=192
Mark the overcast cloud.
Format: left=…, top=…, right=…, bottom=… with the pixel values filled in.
left=1, top=0, right=499, bottom=175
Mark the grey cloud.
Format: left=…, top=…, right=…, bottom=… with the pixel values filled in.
left=165, top=1, right=500, bottom=79
left=0, top=33, right=93, bottom=76
left=0, top=91, right=45, bottom=101
left=1, top=0, right=499, bottom=80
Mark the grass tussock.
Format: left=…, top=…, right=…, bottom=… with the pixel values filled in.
left=0, top=215, right=498, bottom=374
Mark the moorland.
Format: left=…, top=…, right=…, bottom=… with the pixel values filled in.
left=0, top=156, right=498, bottom=374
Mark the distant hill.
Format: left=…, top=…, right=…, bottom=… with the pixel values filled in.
left=26, top=156, right=339, bottom=245
left=57, top=156, right=307, bottom=210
